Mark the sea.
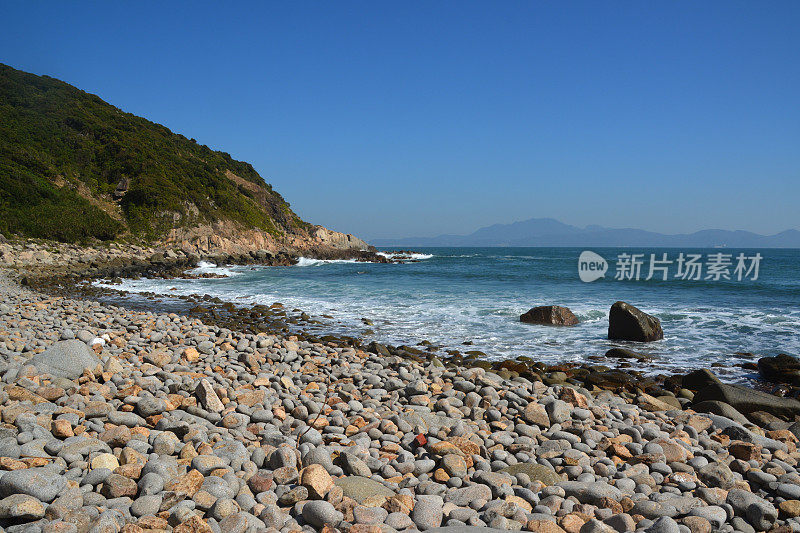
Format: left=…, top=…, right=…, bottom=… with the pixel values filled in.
left=96, top=247, right=800, bottom=382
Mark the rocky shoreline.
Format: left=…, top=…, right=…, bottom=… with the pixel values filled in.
left=0, top=238, right=396, bottom=284
left=3, top=248, right=800, bottom=533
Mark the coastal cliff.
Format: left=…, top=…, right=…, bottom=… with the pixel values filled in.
left=0, top=63, right=369, bottom=257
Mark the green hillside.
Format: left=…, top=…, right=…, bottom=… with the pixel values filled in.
left=0, top=63, right=309, bottom=242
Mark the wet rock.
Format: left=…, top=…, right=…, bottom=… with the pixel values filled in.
left=607, top=301, right=663, bottom=342
left=758, top=354, right=800, bottom=384
left=682, top=369, right=721, bottom=390
left=605, top=347, right=647, bottom=360
left=520, top=306, right=579, bottom=326
left=694, top=381, right=800, bottom=419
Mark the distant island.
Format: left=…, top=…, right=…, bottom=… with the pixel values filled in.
left=371, top=217, right=800, bottom=248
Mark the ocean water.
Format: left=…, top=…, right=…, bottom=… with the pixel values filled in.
left=96, top=247, right=800, bottom=381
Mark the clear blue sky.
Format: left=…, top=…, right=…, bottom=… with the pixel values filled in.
left=2, top=1, right=798, bottom=240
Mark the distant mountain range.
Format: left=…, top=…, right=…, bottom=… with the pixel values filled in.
left=371, top=218, right=800, bottom=248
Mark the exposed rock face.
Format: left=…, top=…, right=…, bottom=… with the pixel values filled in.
left=311, top=226, right=370, bottom=251
left=520, top=305, right=579, bottom=326
left=758, top=354, right=800, bottom=384
left=113, top=177, right=129, bottom=199
left=607, top=301, right=663, bottom=342
left=164, top=219, right=370, bottom=258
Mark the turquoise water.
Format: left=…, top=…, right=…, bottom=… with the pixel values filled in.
left=100, top=247, right=800, bottom=380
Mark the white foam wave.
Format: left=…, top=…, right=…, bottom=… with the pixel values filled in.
left=89, top=251, right=800, bottom=385
left=295, top=257, right=359, bottom=267
left=189, top=261, right=239, bottom=277
left=377, top=252, right=434, bottom=260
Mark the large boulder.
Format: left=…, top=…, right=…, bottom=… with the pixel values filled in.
left=584, top=370, right=639, bottom=391
left=691, top=401, right=749, bottom=425
left=681, top=369, right=721, bottom=391
left=608, top=301, right=663, bottom=342
left=0, top=467, right=67, bottom=503
left=520, top=305, right=578, bottom=326
left=27, top=340, right=100, bottom=379
left=758, top=354, right=800, bottom=385
left=693, top=381, right=800, bottom=420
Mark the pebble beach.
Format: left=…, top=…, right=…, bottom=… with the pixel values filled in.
left=3, top=261, right=800, bottom=533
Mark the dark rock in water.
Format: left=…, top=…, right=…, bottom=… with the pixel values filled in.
left=693, top=381, right=800, bottom=420
left=681, top=369, right=722, bottom=391
left=28, top=339, right=100, bottom=379
left=691, top=400, right=749, bottom=425
left=607, top=301, right=663, bottom=342
left=605, top=347, right=647, bottom=360
left=584, top=370, right=638, bottom=391
left=520, top=305, right=579, bottom=326
left=758, top=354, right=800, bottom=384
left=367, top=341, right=390, bottom=357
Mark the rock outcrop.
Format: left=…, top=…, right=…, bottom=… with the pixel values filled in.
left=520, top=305, right=579, bottom=326
left=758, top=354, right=800, bottom=385
left=607, top=301, right=663, bottom=342
left=693, top=380, right=800, bottom=419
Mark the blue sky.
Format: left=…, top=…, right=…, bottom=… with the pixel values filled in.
left=1, top=1, right=798, bottom=240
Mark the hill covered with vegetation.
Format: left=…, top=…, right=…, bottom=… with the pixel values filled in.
left=0, top=63, right=311, bottom=242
